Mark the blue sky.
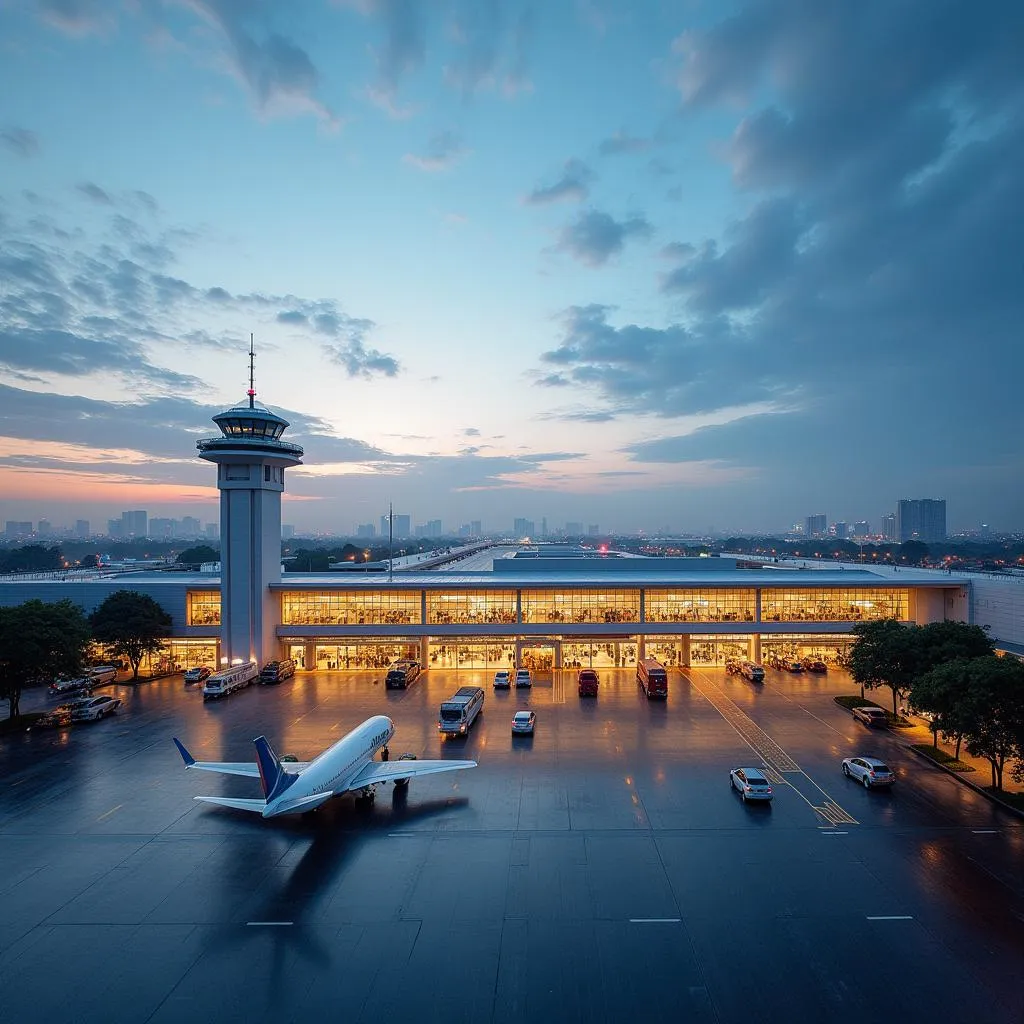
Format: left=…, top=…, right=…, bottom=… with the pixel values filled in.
left=1, top=0, right=1022, bottom=536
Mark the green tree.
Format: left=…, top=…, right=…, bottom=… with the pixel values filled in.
left=898, top=540, right=929, bottom=565
left=176, top=545, right=219, bottom=565
left=959, top=656, right=1024, bottom=790
left=916, top=621, right=994, bottom=671
left=848, top=619, right=920, bottom=715
left=89, top=590, right=173, bottom=681
left=0, top=599, right=91, bottom=720
left=0, top=545, right=63, bottom=574
left=910, top=658, right=974, bottom=755
left=287, top=548, right=332, bottom=571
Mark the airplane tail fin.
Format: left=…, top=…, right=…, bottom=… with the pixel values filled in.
left=253, top=735, right=297, bottom=802
left=173, top=737, right=195, bottom=767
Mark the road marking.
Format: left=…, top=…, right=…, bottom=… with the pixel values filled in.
left=820, top=830, right=849, bottom=835
left=96, top=804, right=123, bottom=822
left=866, top=916, right=913, bottom=921
left=388, top=832, right=418, bottom=837
left=629, top=918, right=681, bottom=923
left=972, top=830, right=998, bottom=834
left=247, top=921, right=293, bottom=926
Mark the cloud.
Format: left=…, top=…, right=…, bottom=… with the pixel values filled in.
left=444, top=0, right=534, bottom=96
left=598, top=131, right=650, bottom=156
left=462, top=427, right=481, bottom=436
left=402, top=130, right=467, bottom=171
left=1, top=128, right=41, bottom=158
left=523, top=159, right=593, bottom=205
left=185, top=0, right=338, bottom=125
left=556, top=209, right=652, bottom=266
left=341, top=0, right=426, bottom=111
left=76, top=181, right=113, bottom=205
left=36, top=0, right=113, bottom=35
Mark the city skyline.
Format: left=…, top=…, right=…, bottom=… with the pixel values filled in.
left=1, top=2, right=1021, bottom=533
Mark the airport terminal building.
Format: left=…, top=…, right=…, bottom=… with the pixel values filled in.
left=0, top=388, right=1005, bottom=676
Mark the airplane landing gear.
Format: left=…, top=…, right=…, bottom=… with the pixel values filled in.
left=381, top=746, right=390, bottom=762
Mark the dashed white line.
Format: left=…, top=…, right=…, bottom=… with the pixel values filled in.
left=629, top=918, right=681, bottom=923
left=247, top=921, right=293, bottom=926
left=972, top=830, right=998, bottom=834
left=820, top=830, right=849, bottom=835
left=866, top=916, right=913, bottom=921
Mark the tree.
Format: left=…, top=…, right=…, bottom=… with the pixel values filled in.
left=0, top=545, right=63, bottom=574
left=898, top=540, right=929, bottom=565
left=959, top=656, right=1024, bottom=791
left=910, top=659, right=974, bottom=755
left=916, top=621, right=994, bottom=672
left=176, top=545, right=219, bottom=565
left=0, top=599, right=91, bottom=720
left=89, top=590, right=173, bottom=681
left=848, top=619, right=920, bottom=715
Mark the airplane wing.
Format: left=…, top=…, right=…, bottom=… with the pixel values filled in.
left=348, top=758, right=477, bottom=789
left=194, top=796, right=267, bottom=813
left=173, top=738, right=309, bottom=777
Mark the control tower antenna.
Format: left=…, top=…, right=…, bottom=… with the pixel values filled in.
left=247, top=333, right=256, bottom=409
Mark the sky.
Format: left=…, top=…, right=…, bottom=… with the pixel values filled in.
left=1, top=0, right=1022, bottom=537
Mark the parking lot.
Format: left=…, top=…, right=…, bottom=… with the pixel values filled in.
left=1, top=665, right=1022, bottom=1023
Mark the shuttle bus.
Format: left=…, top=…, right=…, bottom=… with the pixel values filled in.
left=203, top=661, right=258, bottom=700
left=637, top=658, right=669, bottom=700
left=438, top=686, right=485, bottom=736
left=260, top=659, right=296, bottom=684
left=385, top=660, right=421, bottom=689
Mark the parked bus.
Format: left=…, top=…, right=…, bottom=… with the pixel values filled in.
left=86, top=665, right=118, bottom=685
left=438, top=685, right=485, bottom=736
left=637, top=658, right=669, bottom=700
left=385, top=659, right=421, bottom=689
left=260, top=658, right=296, bottom=684
left=203, top=661, right=258, bottom=700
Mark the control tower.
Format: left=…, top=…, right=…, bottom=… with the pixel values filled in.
left=197, top=340, right=303, bottom=667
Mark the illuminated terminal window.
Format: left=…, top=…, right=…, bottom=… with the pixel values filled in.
left=281, top=590, right=422, bottom=626
left=760, top=634, right=854, bottom=665
left=644, top=588, right=755, bottom=623
left=426, top=590, right=517, bottom=625
left=314, top=640, right=420, bottom=670
left=520, top=588, right=639, bottom=624
left=187, top=591, right=221, bottom=626
left=761, top=588, right=908, bottom=622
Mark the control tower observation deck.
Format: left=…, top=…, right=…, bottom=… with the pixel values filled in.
left=197, top=387, right=304, bottom=667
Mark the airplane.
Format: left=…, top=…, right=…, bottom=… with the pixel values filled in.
left=173, top=714, right=476, bottom=818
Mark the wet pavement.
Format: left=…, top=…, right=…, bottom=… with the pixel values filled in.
left=1, top=666, right=1022, bottom=1024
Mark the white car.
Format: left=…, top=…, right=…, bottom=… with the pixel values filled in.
left=512, top=711, right=536, bottom=735
left=851, top=706, right=888, bottom=728
left=70, top=695, right=123, bottom=722
left=514, top=669, right=533, bottom=689
left=842, top=756, right=895, bottom=789
left=493, top=670, right=511, bottom=689
left=729, top=766, right=773, bottom=801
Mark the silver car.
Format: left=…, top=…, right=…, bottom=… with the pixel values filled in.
left=729, top=766, right=773, bottom=801
left=512, top=711, right=536, bottom=735
left=842, top=756, right=895, bottom=789
left=851, top=706, right=888, bottom=728
left=70, top=695, right=123, bottom=722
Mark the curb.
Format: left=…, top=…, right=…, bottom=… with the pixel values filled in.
left=906, top=745, right=1024, bottom=821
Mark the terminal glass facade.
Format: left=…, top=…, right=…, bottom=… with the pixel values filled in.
left=561, top=638, right=639, bottom=668
left=313, top=640, right=419, bottom=670
left=187, top=591, right=221, bottom=625
left=760, top=634, right=853, bottom=665
left=520, top=588, right=639, bottom=624
left=645, top=588, right=755, bottom=623
left=428, top=639, right=516, bottom=670
left=760, top=588, right=908, bottom=622
left=426, top=590, right=517, bottom=625
left=690, top=635, right=749, bottom=666
left=281, top=590, right=421, bottom=626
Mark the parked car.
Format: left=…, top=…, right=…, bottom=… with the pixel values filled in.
left=851, top=706, right=888, bottom=728
left=184, top=666, right=212, bottom=685
left=33, top=703, right=77, bottom=729
left=512, top=710, right=536, bottom=735
left=842, top=756, right=895, bottom=788
left=729, top=766, right=773, bottom=802
left=48, top=677, right=92, bottom=697
left=514, top=669, right=533, bottom=689
left=70, top=695, right=122, bottom=721
left=577, top=668, right=599, bottom=696
left=803, top=658, right=828, bottom=673
left=393, top=752, right=417, bottom=788
left=783, top=658, right=805, bottom=672
left=740, top=660, right=765, bottom=683
left=493, top=669, right=511, bottom=689
left=725, top=658, right=742, bottom=675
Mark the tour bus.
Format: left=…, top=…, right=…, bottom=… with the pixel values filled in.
left=385, top=659, right=422, bottom=690
left=438, top=686, right=485, bottom=737
left=203, top=661, right=259, bottom=700
left=260, top=658, right=296, bottom=684
left=637, top=658, right=669, bottom=700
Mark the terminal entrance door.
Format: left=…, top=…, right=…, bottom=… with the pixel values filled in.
left=517, top=641, right=558, bottom=677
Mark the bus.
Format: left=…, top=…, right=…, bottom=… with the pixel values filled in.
left=203, top=661, right=258, bottom=700
left=260, top=658, right=296, bottom=684
left=385, top=659, right=421, bottom=689
left=438, top=686, right=485, bottom=736
left=637, top=658, right=669, bottom=700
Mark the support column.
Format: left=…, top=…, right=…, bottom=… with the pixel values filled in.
left=680, top=635, right=691, bottom=668
left=750, top=634, right=761, bottom=663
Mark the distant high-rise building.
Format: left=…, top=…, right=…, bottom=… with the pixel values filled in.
left=381, top=514, right=411, bottom=539
left=565, top=522, right=583, bottom=536
left=37, top=518, right=52, bottom=536
left=805, top=514, right=827, bottom=538
left=897, top=499, right=946, bottom=544
left=204, top=522, right=219, bottom=541
left=851, top=521, right=870, bottom=538
left=980, top=523, right=991, bottom=538
left=4, top=521, right=33, bottom=538
left=541, top=517, right=547, bottom=538
left=513, top=518, right=535, bottom=537
left=832, top=522, right=848, bottom=540
left=881, top=513, right=897, bottom=542
left=121, top=509, right=147, bottom=537
left=282, top=524, right=295, bottom=540
left=417, top=519, right=442, bottom=537
left=587, top=524, right=599, bottom=536
left=471, top=520, right=482, bottom=536
left=107, top=518, right=123, bottom=539
left=149, top=517, right=175, bottom=539
left=180, top=516, right=201, bottom=538
left=75, top=520, right=90, bottom=539
left=356, top=523, right=376, bottom=538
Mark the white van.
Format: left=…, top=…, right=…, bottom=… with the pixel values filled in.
left=203, top=661, right=258, bottom=700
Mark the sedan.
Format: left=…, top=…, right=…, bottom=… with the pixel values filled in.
left=493, top=670, right=511, bottom=689
left=783, top=658, right=805, bottom=672
left=512, top=711, right=536, bottom=735
left=729, top=766, right=773, bottom=801
left=48, top=677, right=92, bottom=697
left=184, top=666, right=212, bottom=684
left=70, top=695, right=122, bottom=722
left=842, top=756, right=895, bottom=789
left=851, top=706, right=888, bottom=728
